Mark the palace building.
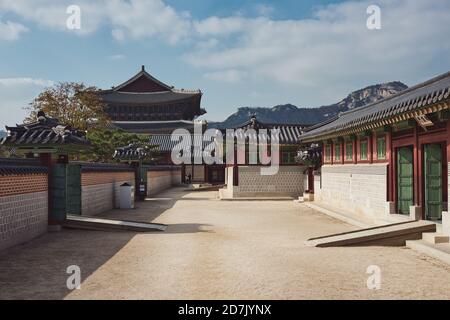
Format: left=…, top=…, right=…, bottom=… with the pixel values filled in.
left=299, top=71, right=450, bottom=225
left=101, top=65, right=206, bottom=134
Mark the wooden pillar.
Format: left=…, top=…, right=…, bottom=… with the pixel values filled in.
left=353, top=136, right=357, bottom=164
left=413, top=124, right=420, bottom=206
left=368, top=133, right=373, bottom=164
left=386, top=129, right=394, bottom=201
left=330, top=141, right=334, bottom=165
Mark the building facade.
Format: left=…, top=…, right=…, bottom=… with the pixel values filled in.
left=299, top=71, right=450, bottom=223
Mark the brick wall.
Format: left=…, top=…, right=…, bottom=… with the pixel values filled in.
left=147, top=168, right=182, bottom=196
left=81, top=171, right=135, bottom=216
left=0, top=173, right=48, bottom=251
left=316, top=164, right=388, bottom=219
left=223, top=165, right=305, bottom=197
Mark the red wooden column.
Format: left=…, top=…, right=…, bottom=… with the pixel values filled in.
left=368, top=132, right=374, bottom=164
left=330, top=141, right=334, bottom=165
left=385, top=129, right=393, bottom=201
left=413, top=123, right=420, bottom=207
left=352, top=137, right=357, bottom=164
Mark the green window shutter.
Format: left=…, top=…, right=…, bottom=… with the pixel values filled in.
left=325, top=145, right=331, bottom=161
left=335, top=144, right=341, bottom=161
left=377, top=137, right=386, bottom=159
left=345, top=142, right=353, bottom=161
left=360, top=139, right=368, bottom=160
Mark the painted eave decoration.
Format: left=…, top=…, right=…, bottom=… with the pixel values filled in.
left=299, top=71, right=450, bottom=143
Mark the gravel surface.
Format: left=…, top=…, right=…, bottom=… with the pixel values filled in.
left=0, top=187, right=449, bottom=300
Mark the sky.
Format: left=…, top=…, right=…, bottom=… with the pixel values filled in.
left=1, top=0, right=450, bottom=129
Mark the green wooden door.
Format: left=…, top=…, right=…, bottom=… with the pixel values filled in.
left=50, top=164, right=67, bottom=223
left=67, top=164, right=81, bottom=215
left=424, top=144, right=443, bottom=220
left=397, top=147, right=414, bottom=215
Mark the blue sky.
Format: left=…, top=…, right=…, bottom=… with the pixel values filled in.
left=1, top=0, right=450, bottom=129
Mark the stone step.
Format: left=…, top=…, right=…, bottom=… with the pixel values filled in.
left=305, top=220, right=436, bottom=247
left=64, top=214, right=167, bottom=232
left=406, top=240, right=450, bottom=266
left=422, top=232, right=450, bottom=244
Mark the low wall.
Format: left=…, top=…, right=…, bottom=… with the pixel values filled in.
left=147, top=166, right=182, bottom=196
left=222, top=165, right=305, bottom=198
left=0, top=167, right=48, bottom=251
left=315, top=164, right=388, bottom=219
left=81, top=170, right=135, bottom=216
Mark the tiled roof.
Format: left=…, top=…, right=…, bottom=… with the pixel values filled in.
left=113, top=143, right=156, bottom=161
left=1, top=112, right=90, bottom=148
left=101, top=91, right=201, bottom=105
left=0, top=165, right=48, bottom=175
left=300, top=71, right=450, bottom=142
left=229, top=116, right=305, bottom=145
left=74, top=162, right=135, bottom=172
left=149, top=134, right=218, bottom=158
left=109, top=120, right=202, bottom=134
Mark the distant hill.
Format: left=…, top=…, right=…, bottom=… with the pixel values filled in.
left=0, top=130, right=6, bottom=139
left=209, top=81, right=408, bottom=129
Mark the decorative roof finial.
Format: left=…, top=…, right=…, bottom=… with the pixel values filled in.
left=141, top=65, right=145, bottom=71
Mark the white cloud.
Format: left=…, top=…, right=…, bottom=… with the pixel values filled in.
left=184, top=0, right=450, bottom=86
left=0, top=77, right=53, bottom=129
left=1, top=0, right=450, bottom=90
left=107, top=54, right=126, bottom=61
left=0, top=19, right=28, bottom=40
left=204, top=69, right=247, bottom=83
left=0, top=0, right=191, bottom=43
left=0, top=77, right=54, bottom=87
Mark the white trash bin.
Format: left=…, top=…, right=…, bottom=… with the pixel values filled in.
left=119, top=183, right=135, bottom=209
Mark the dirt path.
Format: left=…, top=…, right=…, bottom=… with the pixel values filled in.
left=0, top=187, right=449, bottom=299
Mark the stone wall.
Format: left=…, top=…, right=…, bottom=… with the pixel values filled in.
left=315, top=164, right=388, bottom=219
left=0, top=172, right=48, bottom=251
left=81, top=171, right=135, bottom=216
left=222, top=165, right=305, bottom=198
left=147, top=167, right=182, bottom=196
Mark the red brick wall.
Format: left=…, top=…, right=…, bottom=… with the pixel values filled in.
left=81, top=172, right=135, bottom=186
left=0, top=174, right=48, bottom=197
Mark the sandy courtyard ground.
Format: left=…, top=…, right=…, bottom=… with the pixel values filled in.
left=0, top=187, right=449, bottom=300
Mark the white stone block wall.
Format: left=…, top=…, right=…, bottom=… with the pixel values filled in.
left=81, top=180, right=133, bottom=216
left=228, top=165, right=305, bottom=197
left=316, top=164, right=388, bottom=219
left=147, top=171, right=172, bottom=196
left=0, top=191, right=48, bottom=251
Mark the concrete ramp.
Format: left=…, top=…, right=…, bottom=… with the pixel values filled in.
left=305, top=220, right=436, bottom=247
left=64, top=215, right=167, bottom=232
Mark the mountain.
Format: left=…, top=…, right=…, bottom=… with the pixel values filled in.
left=209, top=81, right=408, bottom=129
left=0, top=130, right=6, bottom=139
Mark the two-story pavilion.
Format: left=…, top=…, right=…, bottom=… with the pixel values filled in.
left=100, top=65, right=205, bottom=134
